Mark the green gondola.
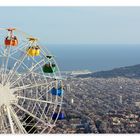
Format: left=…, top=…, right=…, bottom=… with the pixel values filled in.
left=43, top=63, right=57, bottom=73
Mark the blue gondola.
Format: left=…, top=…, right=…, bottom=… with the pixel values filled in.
left=52, top=112, right=65, bottom=120
left=51, top=87, right=64, bottom=96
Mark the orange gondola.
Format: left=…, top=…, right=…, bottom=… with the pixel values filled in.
left=4, top=28, right=18, bottom=47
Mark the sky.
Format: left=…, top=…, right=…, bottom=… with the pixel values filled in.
left=0, top=7, right=140, bottom=44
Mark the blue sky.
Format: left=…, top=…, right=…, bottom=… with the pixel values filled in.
left=0, top=7, right=140, bottom=44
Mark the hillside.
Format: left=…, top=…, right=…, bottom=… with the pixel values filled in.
left=77, top=64, right=140, bottom=78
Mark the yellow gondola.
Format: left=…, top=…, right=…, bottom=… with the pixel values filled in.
left=27, top=46, right=40, bottom=56
left=35, top=47, right=40, bottom=56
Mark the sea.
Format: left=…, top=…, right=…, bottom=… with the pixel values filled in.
left=46, top=44, right=140, bottom=72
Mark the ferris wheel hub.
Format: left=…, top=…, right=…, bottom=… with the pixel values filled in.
left=0, top=83, right=17, bottom=107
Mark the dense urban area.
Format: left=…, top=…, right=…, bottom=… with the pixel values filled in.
left=51, top=72, right=140, bottom=133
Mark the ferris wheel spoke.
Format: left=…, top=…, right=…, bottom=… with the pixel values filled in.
left=6, top=44, right=31, bottom=82
left=1, top=48, right=7, bottom=84
left=31, top=72, right=54, bottom=79
left=9, top=42, right=29, bottom=57
left=16, top=28, right=33, bottom=39
left=16, top=96, right=61, bottom=106
left=1, top=116, right=8, bottom=133
left=13, top=82, right=55, bottom=105
left=5, top=52, right=28, bottom=84
left=13, top=103, right=50, bottom=126
left=9, top=55, right=46, bottom=87
left=10, top=59, right=45, bottom=87
left=6, top=106, right=15, bottom=134
left=3, top=47, right=11, bottom=85
left=9, top=106, right=27, bottom=134
left=5, top=55, right=33, bottom=77
left=0, top=111, right=7, bottom=133
left=0, top=48, right=4, bottom=57
left=13, top=81, right=53, bottom=91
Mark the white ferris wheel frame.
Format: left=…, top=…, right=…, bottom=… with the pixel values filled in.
left=0, top=28, right=64, bottom=134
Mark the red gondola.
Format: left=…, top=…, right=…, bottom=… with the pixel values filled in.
left=4, top=28, right=18, bottom=46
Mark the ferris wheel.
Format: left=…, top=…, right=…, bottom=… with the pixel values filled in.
left=0, top=28, right=64, bottom=134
